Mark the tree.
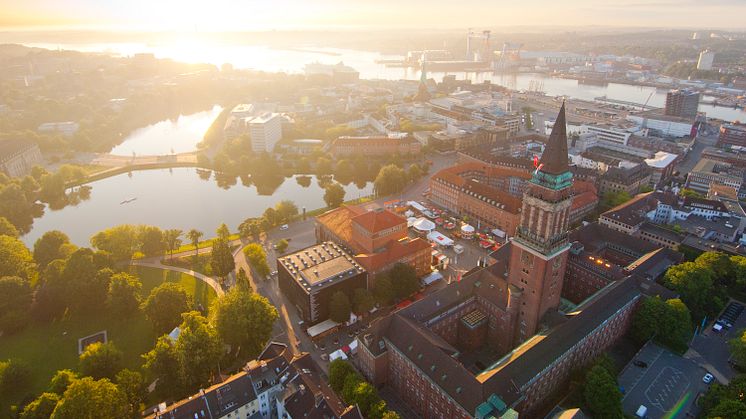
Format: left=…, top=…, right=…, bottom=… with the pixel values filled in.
left=0, top=235, right=36, bottom=282
left=341, top=373, right=363, bottom=404
left=731, top=255, right=746, bottom=290
left=600, top=191, right=632, bottom=212
left=164, top=229, right=183, bottom=260
left=373, top=275, right=395, bottom=306
left=49, top=370, right=78, bottom=395
left=216, top=223, right=231, bottom=241
left=330, top=291, right=352, bottom=323
left=275, top=239, right=289, bottom=253
left=139, top=225, right=166, bottom=257
left=350, top=381, right=381, bottom=416
left=275, top=200, right=299, bottom=223
left=730, top=330, right=746, bottom=367
left=51, top=377, right=129, bottom=419
left=33, top=230, right=73, bottom=268
left=79, top=341, right=123, bottom=380
left=329, top=359, right=357, bottom=393
left=631, top=297, right=692, bottom=352
left=142, top=336, right=183, bottom=396
left=0, top=276, right=32, bottom=334
left=238, top=218, right=261, bottom=240
left=187, top=229, right=204, bottom=260
left=407, top=164, right=423, bottom=182
left=115, top=369, right=145, bottom=416
left=389, top=263, right=419, bottom=299
left=210, top=288, right=278, bottom=357
left=353, top=288, right=375, bottom=314
left=324, top=183, right=346, bottom=208
left=695, top=251, right=732, bottom=283
left=61, top=248, right=111, bottom=314
left=316, top=157, right=333, bottom=177
left=243, top=243, right=270, bottom=278
left=583, top=365, right=623, bottom=419
left=106, top=272, right=142, bottom=317
left=174, top=311, right=223, bottom=389
left=664, top=261, right=723, bottom=322
left=142, top=282, right=192, bottom=333
left=0, top=216, right=19, bottom=238
left=709, top=399, right=746, bottom=418
left=210, top=237, right=235, bottom=280
left=374, top=164, right=408, bottom=196
left=0, top=359, right=32, bottom=400
left=262, top=207, right=279, bottom=227
left=236, top=267, right=252, bottom=291
left=90, top=225, right=138, bottom=261
left=20, top=392, right=60, bottom=419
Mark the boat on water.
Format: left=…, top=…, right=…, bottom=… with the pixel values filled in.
left=119, top=197, right=137, bottom=205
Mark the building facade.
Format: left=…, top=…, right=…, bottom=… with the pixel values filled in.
left=328, top=135, right=421, bottom=158
left=664, top=89, right=699, bottom=119
left=719, top=123, right=746, bottom=148
left=0, top=139, right=43, bottom=178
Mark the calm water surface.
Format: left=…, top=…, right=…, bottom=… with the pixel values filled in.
left=23, top=168, right=373, bottom=246
left=109, top=106, right=223, bottom=156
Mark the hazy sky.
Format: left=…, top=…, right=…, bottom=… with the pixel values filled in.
left=1, top=0, right=745, bottom=30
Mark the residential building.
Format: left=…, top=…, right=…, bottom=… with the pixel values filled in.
left=627, top=112, right=695, bottom=137
left=246, top=343, right=291, bottom=418
left=644, top=151, right=678, bottom=187
left=697, top=50, right=715, bottom=71
left=598, top=163, right=652, bottom=196
left=328, top=134, right=421, bottom=158
left=0, top=139, right=42, bottom=177
left=277, top=242, right=367, bottom=324
left=148, top=371, right=260, bottom=419
left=686, top=159, right=743, bottom=197
left=719, top=123, right=746, bottom=148
left=664, top=89, right=699, bottom=119
left=315, top=207, right=432, bottom=280
left=37, top=121, right=79, bottom=137
left=585, top=124, right=631, bottom=146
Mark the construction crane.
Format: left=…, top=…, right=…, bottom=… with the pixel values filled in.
left=640, top=91, right=654, bottom=133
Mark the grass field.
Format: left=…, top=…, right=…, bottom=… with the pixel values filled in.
left=0, top=267, right=218, bottom=399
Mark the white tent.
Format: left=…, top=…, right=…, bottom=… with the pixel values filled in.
left=421, top=270, right=444, bottom=286
left=408, top=201, right=427, bottom=212
left=404, top=210, right=415, bottom=218
left=407, top=217, right=418, bottom=227
left=492, top=228, right=506, bottom=238
left=413, top=217, right=436, bottom=232
left=329, top=349, right=348, bottom=362
left=461, top=224, right=475, bottom=234
left=427, top=230, right=454, bottom=247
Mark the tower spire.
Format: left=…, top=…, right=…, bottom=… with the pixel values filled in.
left=539, top=101, right=569, bottom=176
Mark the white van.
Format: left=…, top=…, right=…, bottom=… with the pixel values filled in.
left=635, top=405, right=648, bottom=418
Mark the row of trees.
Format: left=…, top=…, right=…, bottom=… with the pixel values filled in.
left=630, top=297, right=692, bottom=352
left=700, top=374, right=746, bottom=418
left=328, top=360, right=400, bottom=419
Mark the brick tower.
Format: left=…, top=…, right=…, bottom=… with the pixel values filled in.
left=507, top=102, right=573, bottom=344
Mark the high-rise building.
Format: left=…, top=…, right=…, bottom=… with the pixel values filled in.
left=664, top=89, right=699, bottom=119
left=507, top=102, right=573, bottom=342
left=248, top=112, right=282, bottom=153
left=697, top=50, right=715, bottom=71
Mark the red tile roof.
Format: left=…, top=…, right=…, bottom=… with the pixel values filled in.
left=351, top=209, right=406, bottom=233
left=316, top=205, right=366, bottom=245
left=355, top=237, right=431, bottom=273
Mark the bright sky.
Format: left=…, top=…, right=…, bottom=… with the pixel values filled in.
left=1, top=0, right=745, bottom=30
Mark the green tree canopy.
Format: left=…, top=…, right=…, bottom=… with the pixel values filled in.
left=0, top=216, right=19, bottom=238
left=275, top=200, right=299, bottom=223
left=373, top=164, right=409, bottom=196
left=138, top=225, right=165, bottom=257
left=210, top=288, right=278, bottom=357
left=51, top=377, right=129, bottom=419
left=373, top=275, right=395, bottom=306
left=174, top=311, right=223, bottom=389
left=90, top=225, right=138, bottom=261
left=186, top=229, right=204, bottom=259
left=142, top=336, right=183, bottom=396
left=329, top=359, right=357, bottom=393
left=329, top=291, right=351, bottom=323
left=324, top=183, right=346, bottom=208
left=583, top=365, right=623, bottom=419
left=106, top=272, right=142, bottom=317
left=142, top=282, right=192, bottom=333
left=0, top=359, right=32, bottom=401
left=0, top=276, right=32, bottom=334
left=631, top=297, right=692, bottom=352
left=353, top=288, right=375, bottom=315
left=48, top=370, right=78, bottom=395
left=33, top=230, right=74, bottom=268
left=275, top=239, right=289, bottom=253
left=79, top=341, right=123, bottom=380
left=210, top=236, right=235, bottom=279
left=0, top=235, right=36, bottom=282
left=663, top=261, right=723, bottom=322
left=164, top=229, right=183, bottom=259
left=730, top=330, right=746, bottom=367
left=389, top=263, right=419, bottom=299
left=21, top=392, right=60, bottom=419
left=243, top=243, right=270, bottom=277
left=115, top=369, right=145, bottom=417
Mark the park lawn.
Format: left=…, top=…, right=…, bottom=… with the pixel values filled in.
left=134, top=266, right=218, bottom=311
left=172, top=233, right=241, bottom=254
left=0, top=310, right=155, bottom=399
left=0, top=267, right=218, bottom=400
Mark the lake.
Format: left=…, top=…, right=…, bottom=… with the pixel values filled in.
left=109, top=105, right=223, bottom=156
left=22, top=168, right=373, bottom=247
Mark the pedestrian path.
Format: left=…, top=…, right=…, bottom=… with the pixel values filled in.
left=130, top=259, right=225, bottom=297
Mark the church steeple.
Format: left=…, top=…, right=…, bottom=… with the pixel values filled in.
left=540, top=101, right=569, bottom=176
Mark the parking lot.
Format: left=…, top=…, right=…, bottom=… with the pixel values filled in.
left=687, top=299, right=746, bottom=385
left=619, top=342, right=709, bottom=419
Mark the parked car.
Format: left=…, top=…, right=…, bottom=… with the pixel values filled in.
left=280, top=224, right=289, bottom=230
left=703, top=373, right=714, bottom=384
left=633, top=360, right=648, bottom=368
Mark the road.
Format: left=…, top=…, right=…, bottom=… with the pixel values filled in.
left=675, top=132, right=718, bottom=176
